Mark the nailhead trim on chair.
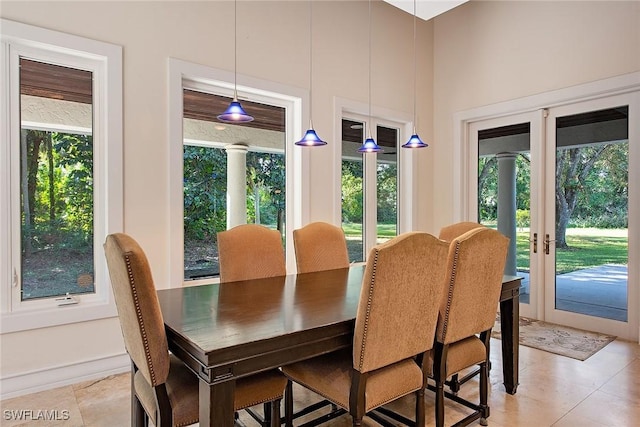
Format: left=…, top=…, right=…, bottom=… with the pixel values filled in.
left=241, top=393, right=284, bottom=409
left=357, top=248, right=379, bottom=371
left=440, top=242, right=460, bottom=341
left=124, top=253, right=158, bottom=386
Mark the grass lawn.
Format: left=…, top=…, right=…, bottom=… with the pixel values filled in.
left=343, top=222, right=397, bottom=238
left=516, top=228, right=627, bottom=274
left=343, top=223, right=627, bottom=275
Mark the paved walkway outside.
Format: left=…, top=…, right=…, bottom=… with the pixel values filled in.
left=518, top=264, right=628, bottom=322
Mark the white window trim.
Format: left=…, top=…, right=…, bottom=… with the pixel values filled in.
left=0, top=19, right=123, bottom=333
left=168, top=58, right=306, bottom=286
left=333, top=97, right=416, bottom=258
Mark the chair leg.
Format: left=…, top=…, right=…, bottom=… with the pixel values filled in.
left=263, top=402, right=272, bottom=427
left=479, top=361, right=489, bottom=426
left=416, top=388, right=425, bottom=427
left=284, top=380, right=293, bottom=426
left=270, top=398, right=282, bottom=427
left=435, top=379, right=445, bottom=427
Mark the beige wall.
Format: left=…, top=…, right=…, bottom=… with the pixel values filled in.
left=432, top=0, right=640, bottom=229
left=2, top=0, right=637, bottom=397
left=0, top=0, right=434, bottom=392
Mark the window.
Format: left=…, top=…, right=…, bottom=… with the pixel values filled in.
left=168, top=59, right=305, bottom=285
left=182, top=89, right=286, bottom=280
left=341, top=115, right=404, bottom=262
left=1, top=19, right=123, bottom=332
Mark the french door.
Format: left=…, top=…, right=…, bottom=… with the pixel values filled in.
left=543, top=95, right=633, bottom=337
left=468, top=92, right=637, bottom=340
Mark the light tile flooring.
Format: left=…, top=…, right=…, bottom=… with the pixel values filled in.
left=2, top=337, right=639, bottom=426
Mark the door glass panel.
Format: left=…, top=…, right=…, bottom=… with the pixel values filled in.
left=554, top=106, right=628, bottom=321
left=341, top=118, right=364, bottom=262
left=19, top=58, right=95, bottom=300
left=478, top=123, right=531, bottom=303
left=376, top=125, right=398, bottom=244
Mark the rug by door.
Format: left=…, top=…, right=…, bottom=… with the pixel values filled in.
left=492, top=315, right=616, bottom=361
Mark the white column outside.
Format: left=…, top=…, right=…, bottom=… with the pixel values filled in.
left=225, top=144, right=248, bottom=229
left=496, top=152, right=518, bottom=276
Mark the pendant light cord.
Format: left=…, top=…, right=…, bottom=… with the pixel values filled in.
left=234, top=0, right=238, bottom=98
left=413, top=0, right=417, bottom=133
left=309, top=0, right=313, bottom=126
left=368, top=0, right=372, bottom=139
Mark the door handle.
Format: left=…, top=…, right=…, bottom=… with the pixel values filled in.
left=544, top=234, right=556, bottom=255
left=530, top=233, right=538, bottom=254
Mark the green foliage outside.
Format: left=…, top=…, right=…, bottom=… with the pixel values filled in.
left=21, top=130, right=94, bottom=299
left=183, top=146, right=286, bottom=243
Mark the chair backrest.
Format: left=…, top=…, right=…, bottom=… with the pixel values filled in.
left=293, top=222, right=350, bottom=273
left=104, top=233, right=169, bottom=387
left=353, top=232, right=449, bottom=374
left=217, top=224, right=286, bottom=282
left=438, top=221, right=484, bottom=242
left=436, top=227, right=509, bottom=345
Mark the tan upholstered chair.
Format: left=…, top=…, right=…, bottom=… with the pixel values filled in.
left=438, top=221, right=483, bottom=242
left=293, top=222, right=350, bottom=273
left=104, top=233, right=287, bottom=427
left=283, top=232, right=449, bottom=426
left=428, top=227, right=509, bottom=427
left=216, top=224, right=287, bottom=425
left=217, top=224, right=286, bottom=283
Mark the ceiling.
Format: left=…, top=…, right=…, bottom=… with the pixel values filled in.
left=383, top=0, right=468, bottom=21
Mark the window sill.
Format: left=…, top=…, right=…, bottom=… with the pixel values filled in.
left=0, top=300, right=117, bottom=334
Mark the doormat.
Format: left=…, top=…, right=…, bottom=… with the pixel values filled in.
left=492, top=315, right=616, bottom=361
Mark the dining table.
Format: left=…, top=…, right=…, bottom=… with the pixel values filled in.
left=157, top=265, right=521, bottom=427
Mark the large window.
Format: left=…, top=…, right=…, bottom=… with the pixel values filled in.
left=19, top=60, right=95, bottom=301
left=182, top=88, right=286, bottom=281
left=341, top=116, right=400, bottom=262
left=1, top=20, right=123, bottom=332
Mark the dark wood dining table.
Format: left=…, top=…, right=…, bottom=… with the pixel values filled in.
left=157, top=265, right=521, bottom=427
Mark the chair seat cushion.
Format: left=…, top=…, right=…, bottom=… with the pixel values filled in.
left=135, top=355, right=287, bottom=426
left=446, top=336, right=486, bottom=375
left=282, top=349, right=423, bottom=413
left=428, top=336, right=487, bottom=378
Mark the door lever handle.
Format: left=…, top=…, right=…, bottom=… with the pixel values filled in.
left=544, top=234, right=556, bottom=255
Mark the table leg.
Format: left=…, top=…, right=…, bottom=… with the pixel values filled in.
left=499, top=294, right=519, bottom=394
left=199, top=378, right=235, bottom=427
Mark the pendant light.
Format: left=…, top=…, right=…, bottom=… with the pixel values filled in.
left=358, top=0, right=382, bottom=153
left=402, top=0, right=428, bottom=148
left=217, top=0, right=254, bottom=123
left=296, top=0, right=327, bottom=146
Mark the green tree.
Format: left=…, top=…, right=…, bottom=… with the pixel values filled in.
left=376, top=163, right=397, bottom=223
left=246, top=152, right=285, bottom=233
left=183, top=145, right=227, bottom=241
left=341, top=161, right=363, bottom=223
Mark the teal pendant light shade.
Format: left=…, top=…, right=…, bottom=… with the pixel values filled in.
left=217, top=0, right=254, bottom=124
left=403, top=0, right=428, bottom=149
left=296, top=1, right=326, bottom=146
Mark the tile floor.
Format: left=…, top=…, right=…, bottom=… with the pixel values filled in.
left=2, top=337, right=639, bottom=426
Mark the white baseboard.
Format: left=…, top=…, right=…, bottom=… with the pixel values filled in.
left=0, top=352, right=129, bottom=400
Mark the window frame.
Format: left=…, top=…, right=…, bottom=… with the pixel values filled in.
left=168, top=58, right=306, bottom=286
left=336, top=98, right=416, bottom=260
left=0, top=19, right=123, bottom=333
